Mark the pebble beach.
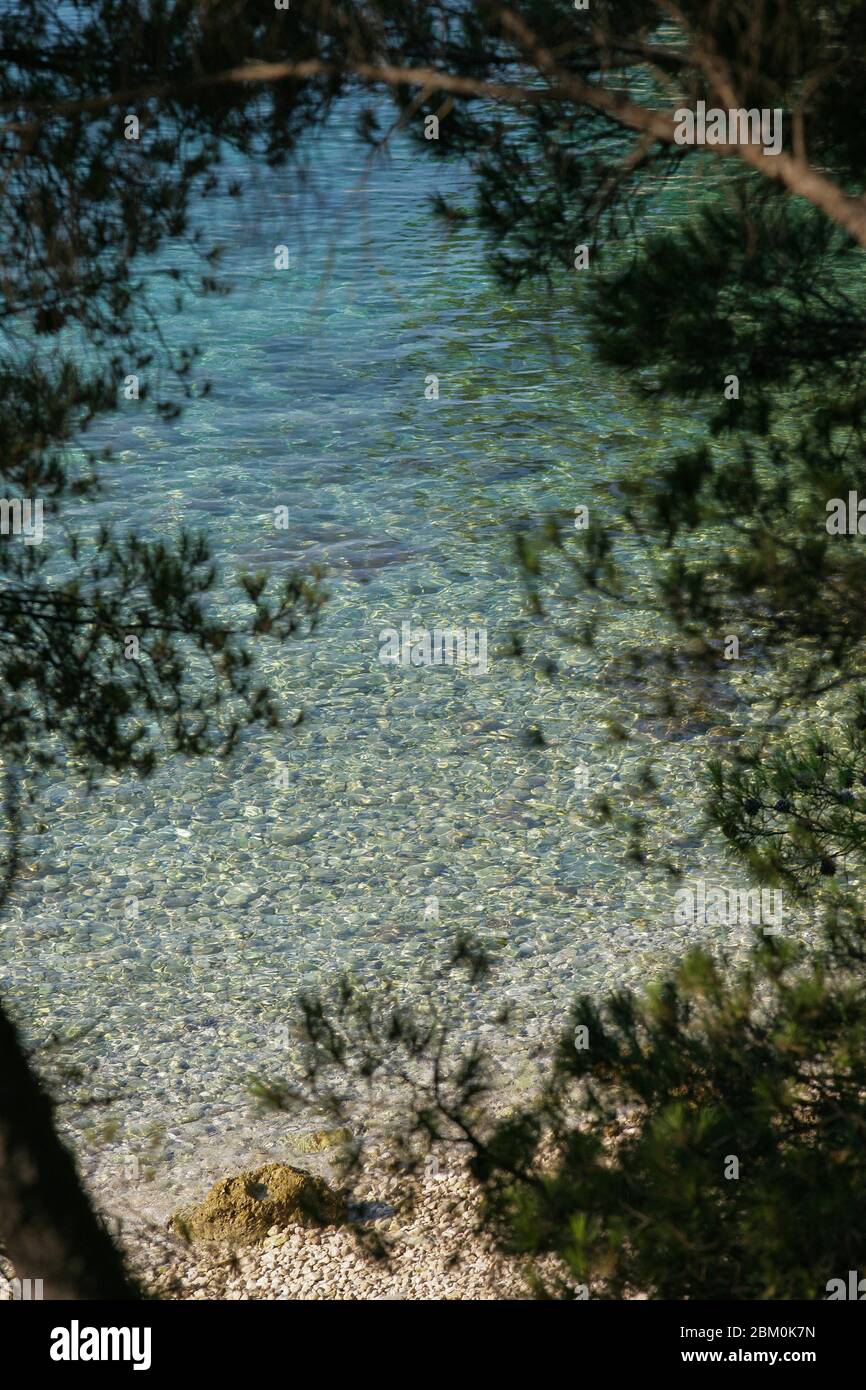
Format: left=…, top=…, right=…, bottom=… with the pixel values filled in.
left=1, top=1147, right=543, bottom=1301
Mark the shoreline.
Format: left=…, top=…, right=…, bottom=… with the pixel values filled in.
left=0, top=1145, right=549, bottom=1301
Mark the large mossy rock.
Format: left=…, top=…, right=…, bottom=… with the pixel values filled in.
left=169, top=1163, right=343, bottom=1246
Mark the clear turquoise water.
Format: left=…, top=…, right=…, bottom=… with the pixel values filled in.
left=1, top=113, right=758, bottom=1212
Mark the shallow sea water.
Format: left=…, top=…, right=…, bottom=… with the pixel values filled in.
left=1, top=115, right=765, bottom=1215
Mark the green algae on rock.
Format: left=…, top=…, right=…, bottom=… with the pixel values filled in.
left=169, top=1163, right=344, bottom=1246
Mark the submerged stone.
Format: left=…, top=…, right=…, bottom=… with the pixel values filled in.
left=291, top=1127, right=352, bottom=1154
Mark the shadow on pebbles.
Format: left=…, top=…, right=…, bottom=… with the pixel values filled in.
left=119, top=1149, right=550, bottom=1301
